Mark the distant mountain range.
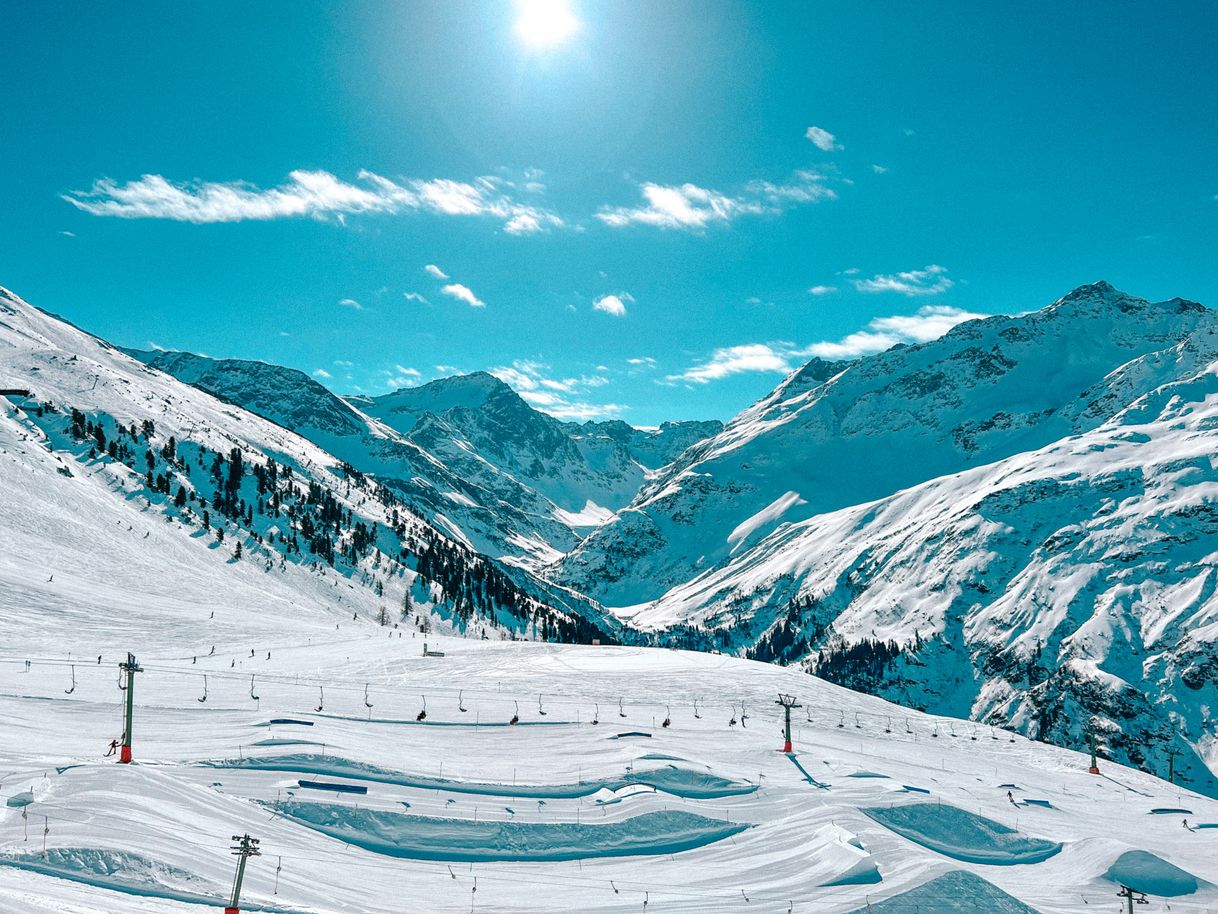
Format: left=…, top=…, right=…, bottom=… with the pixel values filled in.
left=6, top=279, right=1218, bottom=794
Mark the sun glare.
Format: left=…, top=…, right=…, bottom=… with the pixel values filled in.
left=515, top=0, right=579, bottom=49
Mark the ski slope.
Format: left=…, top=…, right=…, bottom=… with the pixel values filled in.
left=1, top=617, right=1216, bottom=911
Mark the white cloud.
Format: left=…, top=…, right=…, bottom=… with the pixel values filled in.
left=805, top=125, right=841, bottom=152
left=807, top=285, right=837, bottom=296
left=441, top=283, right=485, bottom=308
left=333, top=359, right=354, bottom=367
left=872, top=164, right=888, bottom=174
left=63, top=170, right=564, bottom=233
left=597, top=171, right=833, bottom=232
left=313, top=368, right=332, bottom=379
left=669, top=305, right=988, bottom=383
left=867, top=305, right=986, bottom=342
left=668, top=344, right=795, bottom=384
left=489, top=359, right=623, bottom=420
left=423, top=264, right=448, bottom=279
left=403, top=292, right=430, bottom=304
left=593, top=292, right=631, bottom=316
left=58, top=230, right=76, bottom=237
left=853, top=265, right=954, bottom=296
left=339, top=298, right=363, bottom=310
left=627, top=356, right=656, bottom=367
left=597, top=182, right=748, bottom=230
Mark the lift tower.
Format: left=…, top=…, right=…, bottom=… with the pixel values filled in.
left=776, top=693, right=801, bottom=754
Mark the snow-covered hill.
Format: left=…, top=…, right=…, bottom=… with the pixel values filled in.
left=556, top=282, right=1217, bottom=606
left=558, top=284, right=1218, bottom=795
left=132, top=352, right=721, bottom=569
left=0, top=287, right=612, bottom=652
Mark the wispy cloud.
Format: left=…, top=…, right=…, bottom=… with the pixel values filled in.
left=805, top=125, right=841, bottom=152
left=871, top=164, right=888, bottom=174
left=597, top=171, right=835, bottom=232
left=338, top=298, right=363, bottom=310
left=853, top=265, right=953, bottom=296
left=626, top=356, right=656, bottom=368
left=807, top=285, right=837, bottom=296
left=489, top=359, right=623, bottom=420
left=668, top=344, right=793, bottom=384
left=593, top=292, right=631, bottom=316
left=424, top=264, right=449, bottom=279
left=313, top=368, right=332, bottom=379
left=63, top=170, right=564, bottom=234
left=403, top=292, right=430, bottom=304
left=441, top=283, right=485, bottom=308
left=668, top=305, right=987, bottom=383
left=58, top=230, right=76, bottom=238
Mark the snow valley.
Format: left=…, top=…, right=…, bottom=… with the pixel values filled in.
left=3, top=280, right=1218, bottom=912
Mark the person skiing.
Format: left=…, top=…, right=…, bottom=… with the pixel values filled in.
left=1007, top=790, right=1015, bottom=804
left=105, top=738, right=119, bottom=757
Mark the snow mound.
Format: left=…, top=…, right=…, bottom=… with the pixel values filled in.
left=809, top=824, right=881, bottom=886
left=846, top=869, right=1040, bottom=914
left=862, top=803, right=1061, bottom=865
left=274, top=802, right=748, bottom=862
left=1104, top=850, right=1201, bottom=896
left=0, top=848, right=220, bottom=906
left=211, top=753, right=757, bottom=798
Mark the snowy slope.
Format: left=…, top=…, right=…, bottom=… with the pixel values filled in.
left=557, top=283, right=1218, bottom=605
left=623, top=320, right=1218, bottom=795
left=0, top=287, right=612, bottom=649
left=3, top=589, right=1217, bottom=911
left=132, top=353, right=721, bottom=568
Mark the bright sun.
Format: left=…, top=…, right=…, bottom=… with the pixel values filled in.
left=515, top=0, right=579, bottom=49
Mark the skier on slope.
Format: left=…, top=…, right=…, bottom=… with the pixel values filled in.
left=105, top=738, right=119, bottom=757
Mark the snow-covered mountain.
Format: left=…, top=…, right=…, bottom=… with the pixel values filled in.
left=11, top=279, right=1218, bottom=803
left=557, top=282, right=1217, bottom=605
left=0, top=287, right=613, bottom=650
left=131, top=352, right=721, bottom=569
left=558, top=282, right=1218, bottom=793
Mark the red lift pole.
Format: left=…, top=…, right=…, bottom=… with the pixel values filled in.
left=226, top=833, right=261, bottom=914
left=776, top=693, right=801, bottom=754
left=118, top=652, right=143, bottom=764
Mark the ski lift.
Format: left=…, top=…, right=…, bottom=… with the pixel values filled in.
left=948, top=722, right=957, bottom=738
left=662, top=705, right=671, bottom=729
left=538, top=694, right=547, bottom=716
left=729, top=708, right=738, bottom=727
left=854, top=712, right=862, bottom=729
left=458, top=690, right=467, bottom=712
left=510, top=700, right=519, bottom=726
left=931, top=722, right=939, bottom=738
left=198, top=675, right=208, bottom=703
left=885, top=716, right=892, bottom=734
left=970, top=725, right=978, bottom=741
left=315, top=686, right=324, bottom=712
left=65, top=665, right=76, bottom=695
left=117, top=666, right=127, bottom=692
left=591, top=703, right=599, bottom=725
left=250, top=675, right=260, bottom=702
left=837, top=710, right=846, bottom=729
left=618, top=697, right=627, bottom=718
left=740, top=703, right=748, bottom=728
left=363, top=684, right=373, bottom=710
left=693, top=698, right=702, bottom=719
left=416, top=695, right=427, bottom=721
left=805, top=704, right=813, bottom=723
left=905, top=717, right=913, bottom=734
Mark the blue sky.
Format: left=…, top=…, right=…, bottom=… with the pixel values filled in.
left=3, top=1, right=1216, bottom=425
